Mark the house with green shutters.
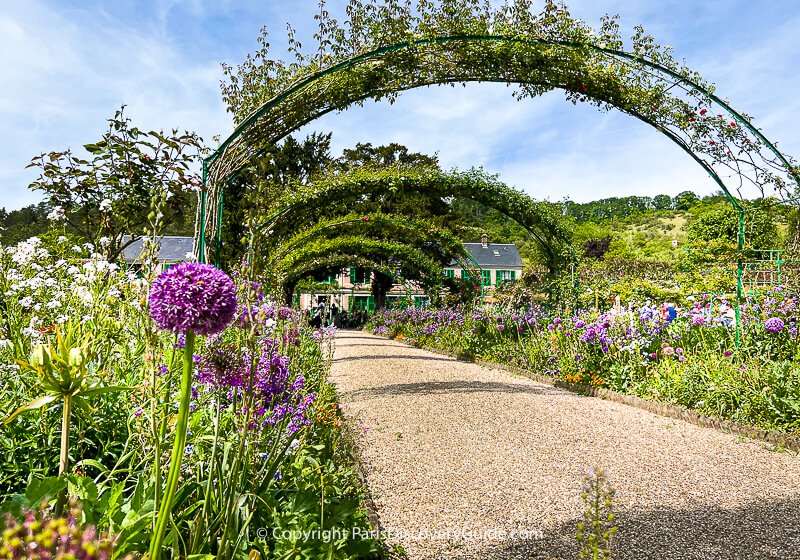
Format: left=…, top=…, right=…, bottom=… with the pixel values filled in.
left=299, top=234, right=523, bottom=312
left=445, top=233, right=524, bottom=288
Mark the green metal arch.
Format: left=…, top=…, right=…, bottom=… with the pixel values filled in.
left=252, top=167, right=572, bottom=273
left=265, top=214, right=481, bottom=274
left=200, top=34, right=799, bottom=261
left=279, top=239, right=447, bottom=304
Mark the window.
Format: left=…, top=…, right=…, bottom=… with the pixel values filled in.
left=352, top=295, right=375, bottom=311
left=349, top=267, right=370, bottom=284
left=414, top=296, right=429, bottom=309
left=495, top=270, right=517, bottom=284
left=444, top=268, right=455, bottom=279
left=460, top=269, right=469, bottom=280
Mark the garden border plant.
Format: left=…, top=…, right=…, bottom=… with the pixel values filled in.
left=367, top=299, right=800, bottom=449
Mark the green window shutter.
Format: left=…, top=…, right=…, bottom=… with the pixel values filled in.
left=350, top=267, right=356, bottom=284
left=461, top=269, right=468, bottom=279
left=367, top=296, right=375, bottom=312
left=445, top=268, right=454, bottom=279
left=510, top=270, right=516, bottom=280
left=496, top=270, right=502, bottom=284
left=482, top=270, right=490, bottom=286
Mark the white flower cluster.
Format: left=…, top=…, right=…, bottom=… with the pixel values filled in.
left=0, top=236, right=141, bottom=349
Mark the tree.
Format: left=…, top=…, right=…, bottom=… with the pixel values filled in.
left=336, top=142, right=438, bottom=170
left=27, top=106, right=202, bottom=261
left=687, top=203, right=778, bottom=252
left=673, top=190, right=699, bottom=211
left=652, top=194, right=672, bottom=210
left=0, top=203, right=52, bottom=246
left=583, top=236, right=612, bottom=259
left=218, top=133, right=333, bottom=268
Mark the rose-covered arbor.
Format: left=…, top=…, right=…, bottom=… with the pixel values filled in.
left=199, top=0, right=799, bottom=317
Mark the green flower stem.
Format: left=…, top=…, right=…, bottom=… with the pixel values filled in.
left=193, top=389, right=223, bottom=550
left=151, top=356, right=161, bottom=525
left=149, top=330, right=196, bottom=560
left=55, top=393, right=73, bottom=517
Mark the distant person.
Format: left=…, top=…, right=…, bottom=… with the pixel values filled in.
left=665, top=302, right=677, bottom=324
left=317, top=298, right=326, bottom=326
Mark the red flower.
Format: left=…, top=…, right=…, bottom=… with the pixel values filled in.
left=699, top=108, right=707, bottom=115
left=729, top=121, right=736, bottom=127
left=709, top=141, right=716, bottom=145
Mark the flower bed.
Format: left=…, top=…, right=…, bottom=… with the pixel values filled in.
left=0, top=237, right=380, bottom=559
left=367, top=295, right=800, bottom=435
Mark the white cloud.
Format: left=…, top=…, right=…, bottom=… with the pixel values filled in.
left=0, top=1, right=231, bottom=209
left=2, top=0, right=799, bottom=212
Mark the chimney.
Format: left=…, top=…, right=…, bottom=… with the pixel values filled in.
left=481, top=233, right=489, bottom=248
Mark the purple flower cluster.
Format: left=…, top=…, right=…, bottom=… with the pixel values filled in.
left=149, top=262, right=237, bottom=336
left=765, top=317, right=785, bottom=333
left=277, top=306, right=293, bottom=321
left=197, top=338, right=315, bottom=436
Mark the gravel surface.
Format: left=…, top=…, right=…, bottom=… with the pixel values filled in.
left=330, top=331, right=800, bottom=560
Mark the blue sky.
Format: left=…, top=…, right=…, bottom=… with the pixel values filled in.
left=2, top=0, right=799, bottom=210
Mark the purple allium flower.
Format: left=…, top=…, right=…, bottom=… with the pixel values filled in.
left=575, top=320, right=585, bottom=328
left=691, top=315, right=705, bottom=327
left=497, top=324, right=505, bottom=332
left=277, top=306, right=292, bottom=321
left=554, top=317, right=562, bottom=324
left=764, top=317, right=785, bottom=333
left=723, top=350, right=733, bottom=358
left=149, top=262, right=237, bottom=336
left=675, top=347, right=684, bottom=355
left=649, top=352, right=657, bottom=360
left=547, top=323, right=555, bottom=331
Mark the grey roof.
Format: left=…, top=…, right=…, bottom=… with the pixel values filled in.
left=450, top=243, right=523, bottom=268
left=121, top=236, right=194, bottom=262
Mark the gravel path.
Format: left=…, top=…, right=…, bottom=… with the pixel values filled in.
left=330, top=331, right=800, bottom=560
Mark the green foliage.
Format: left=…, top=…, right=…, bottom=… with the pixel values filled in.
left=0, top=203, right=52, bottom=246
left=27, top=106, right=202, bottom=262
left=219, top=133, right=333, bottom=268
left=336, top=142, right=438, bottom=170
left=686, top=202, right=779, bottom=252
left=673, top=190, right=700, bottom=211
left=577, top=468, right=616, bottom=559
left=213, top=0, right=798, bottom=225
left=270, top=166, right=573, bottom=271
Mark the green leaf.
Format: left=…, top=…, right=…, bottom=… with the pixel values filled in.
left=67, top=474, right=99, bottom=503
left=80, top=385, right=133, bottom=398
left=25, top=476, right=68, bottom=507
left=3, top=394, right=59, bottom=426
